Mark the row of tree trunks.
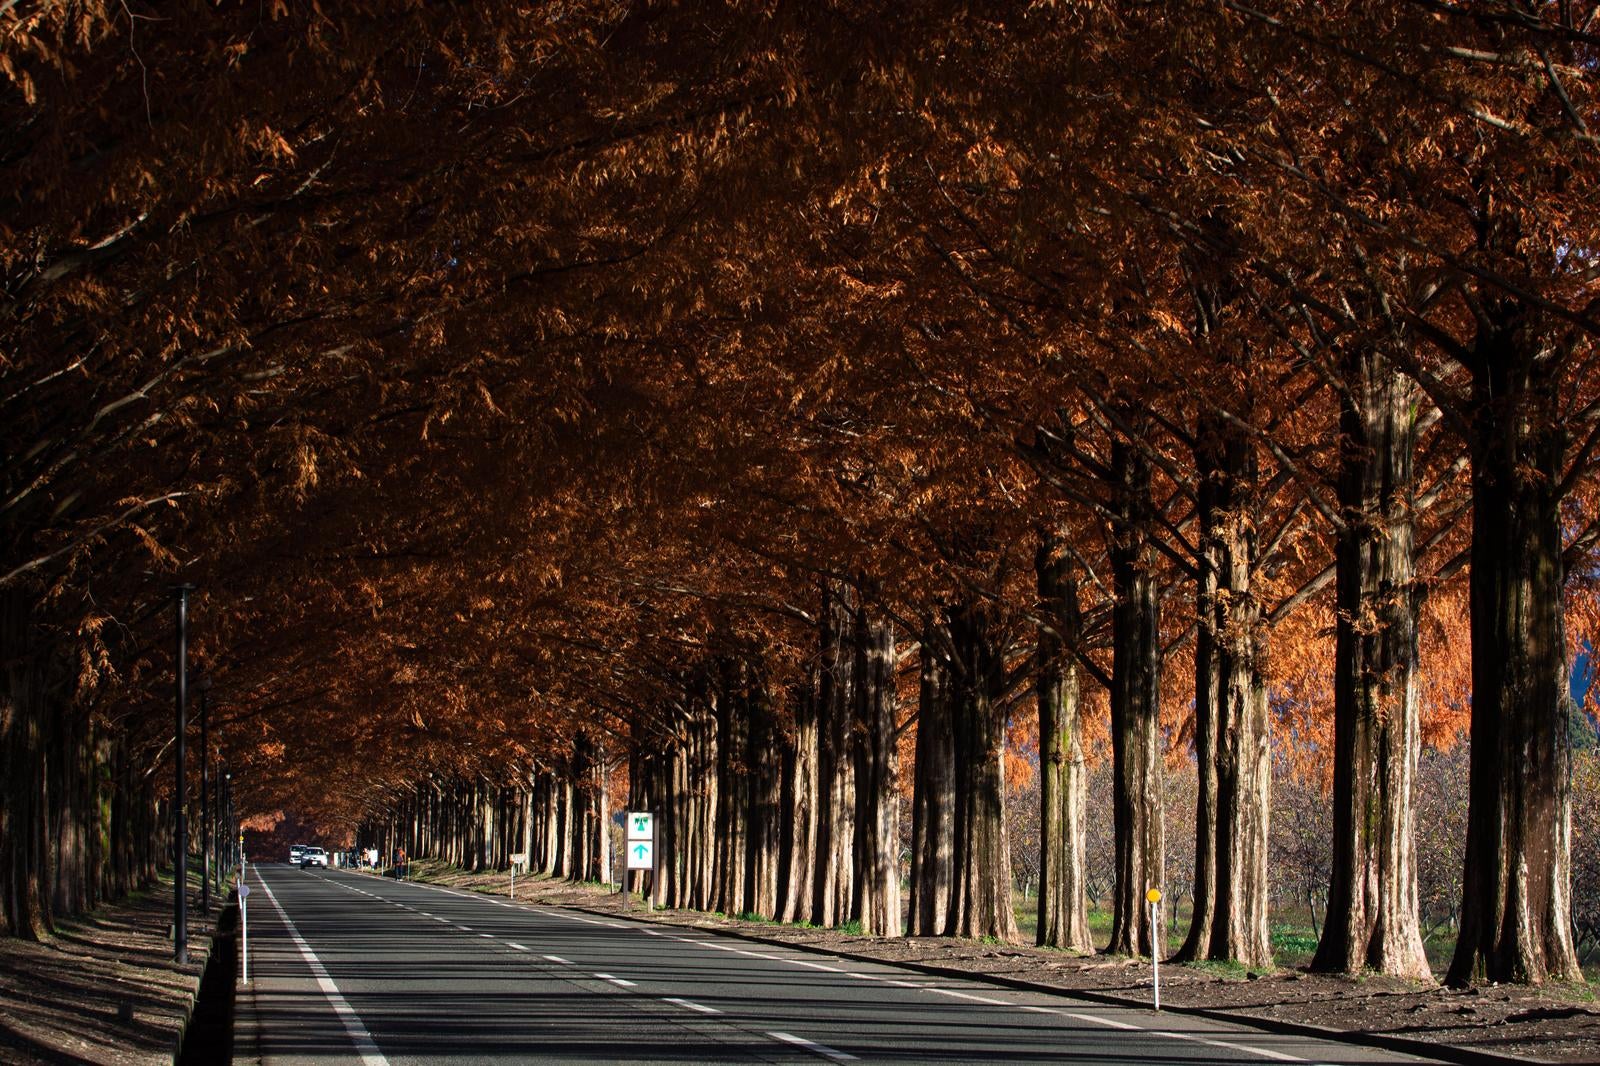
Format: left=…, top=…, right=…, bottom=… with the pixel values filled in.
left=382, top=738, right=608, bottom=882
left=2, top=590, right=164, bottom=938
left=631, top=587, right=903, bottom=933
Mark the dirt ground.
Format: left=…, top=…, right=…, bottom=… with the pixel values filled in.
left=3, top=864, right=1593, bottom=1064
left=0, top=885, right=217, bottom=1065
left=410, top=864, right=1600, bottom=1066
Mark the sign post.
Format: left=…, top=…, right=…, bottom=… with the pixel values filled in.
left=625, top=812, right=654, bottom=912
left=1146, top=887, right=1162, bottom=1011
left=238, top=881, right=251, bottom=982
left=509, top=853, right=527, bottom=900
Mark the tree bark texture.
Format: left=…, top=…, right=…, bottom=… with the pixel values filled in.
left=852, top=610, right=901, bottom=937
left=1449, top=313, right=1581, bottom=985
left=909, top=623, right=955, bottom=937
left=1, top=590, right=162, bottom=938
left=812, top=585, right=856, bottom=927
left=1107, top=442, right=1166, bottom=958
left=1314, top=351, right=1431, bottom=979
left=1036, top=531, right=1093, bottom=953
left=779, top=682, right=819, bottom=923
left=947, top=601, right=1019, bottom=942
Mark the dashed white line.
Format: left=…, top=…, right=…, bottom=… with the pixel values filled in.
left=930, top=988, right=1009, bottom=1006
left=662, top=997, right=721, bottom=1015
left=317, top=872, right=1315, bottom=1064
left=767, top=1030, right=857, bottom=1062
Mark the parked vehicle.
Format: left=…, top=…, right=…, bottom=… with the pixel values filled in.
left=300, top=846, right=329, bottom=868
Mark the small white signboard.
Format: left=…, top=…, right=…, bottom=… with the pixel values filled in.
left=626, top=840, right=654, bottom=870
left=626, top=812, right=653, bottom=841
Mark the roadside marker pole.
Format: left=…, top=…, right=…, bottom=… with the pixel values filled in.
left=1147, top=887, right=1162, bottom=1011
left=238, top=878, right=252, bottom=982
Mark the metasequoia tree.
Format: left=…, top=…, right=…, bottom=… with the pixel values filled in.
left=6, top=0, right=1600, bottom=993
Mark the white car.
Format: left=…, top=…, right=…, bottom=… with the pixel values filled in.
left=289, top=844, right=307, bottom=865
left=300, top=846, right=328, bottom=868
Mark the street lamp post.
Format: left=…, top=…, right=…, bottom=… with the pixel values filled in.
left=197, top=675, right=213, bottom=915
left=172, top=584, right=194, bottom=964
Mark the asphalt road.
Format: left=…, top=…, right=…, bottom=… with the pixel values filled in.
left=234, top=863, right=1446, bottom=1065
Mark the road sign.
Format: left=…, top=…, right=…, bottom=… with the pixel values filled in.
left=627, top=812, right=653, bottom=841
left=627, top=840, right=654, bottom=870
left=1146, top=887, right=1161, bottom=904
left=237, top=883, right=251, bottom=898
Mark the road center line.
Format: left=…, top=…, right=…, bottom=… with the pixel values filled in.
left=767, top=1030, right=857, bottom=1062
left=662, top=997, right=721, bottom=1015
left=326, top=873, right=1312, bottom=1064
left=256, top=872, right=390, bottom=1066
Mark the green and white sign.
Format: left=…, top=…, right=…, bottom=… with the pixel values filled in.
left=626, top=811, right=654, bottom=870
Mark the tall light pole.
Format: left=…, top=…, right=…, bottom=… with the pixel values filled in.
left=197, top=675, right=213, bottom=915
left=172, top=584, right=194, bottom=964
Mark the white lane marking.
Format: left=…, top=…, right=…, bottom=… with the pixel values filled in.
left=1159, top=1030, right=1312, bottom=1063
left=479, top=933, right=495, bottom=939
left=338, top=876, right=1311, bottom=1062
left=786, top=959, right=842, bottom=973
left=767, top=1030, right=857, bottom=1062
left=593, top=973, right=637, bottom=987
left=931, top=988, right=1009, bottom=1006
left=507, top=942, right=529, bottom=951
left=255, top=873, right=390, bottom=1066
left=456, top=925, right=472, bottom=932
left=662, top=997, right=721, bottom=1015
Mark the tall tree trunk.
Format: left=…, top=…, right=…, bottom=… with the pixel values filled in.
left=947, top=601, right=1019, bottom=942
left=714, top=671, right=749, bottom=917
left=779, top=682, right=819, bottom=923
left=1208, top=429, right=1272, bottom=968
left=909, top=623, right=955, bottom=937
left=812, top=584, right=856, bottom=927
left=1176, top=441, right=1221, bottom=963
left=691, top=694, right=719, bottom=910
left=853, top=609, right=901, bottom=937
left=1106, top=441, right=1165, bottom=958
left=1, top=590, right=50, bottom=939
left=1449, top=313, right=1581, bottom=985
left=1036, top=531, right=1092, bottom=952
left=746, top=676, right=783, bottom=920
left=1315, top=350, right=1431, bottom=979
